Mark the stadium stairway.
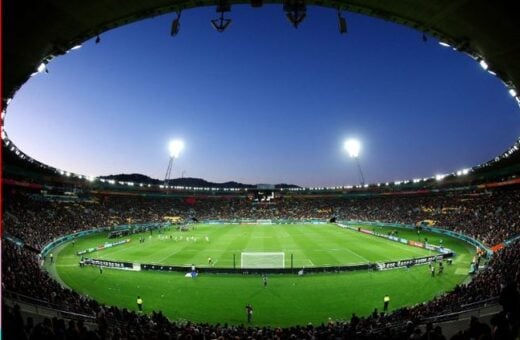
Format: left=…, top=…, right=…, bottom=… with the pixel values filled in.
left=418, top=300, right=502, bottom=338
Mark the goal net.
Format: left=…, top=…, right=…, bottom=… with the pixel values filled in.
left=241, top=252, right=285, bottom=269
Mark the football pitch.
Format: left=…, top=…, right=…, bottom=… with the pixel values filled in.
left=50, top=223, right=475, bottom=326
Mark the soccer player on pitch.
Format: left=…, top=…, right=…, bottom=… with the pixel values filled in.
left=137, top=296, right=143, bottom=312
left=245, top=304, right=253, bottom=323
left=383, top=294, right=390, bottom=312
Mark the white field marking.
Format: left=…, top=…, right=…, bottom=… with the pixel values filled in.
left=339, top=246, right=371, bottom=262
left=309, top=249, right=343, bottom=252
left=385, top=241, right=429, bottom=255
left=153, top=251, right=183, bottom=264
left=95, top=243, right=139, bottom=257
left=305, top=259, right=315, bottom=266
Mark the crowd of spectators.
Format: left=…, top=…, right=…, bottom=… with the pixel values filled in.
left=4, top=187, right=520, bottom=250
left=3, top=237, right=519, bottom=339
left=2, top=186, right=520, bottom=339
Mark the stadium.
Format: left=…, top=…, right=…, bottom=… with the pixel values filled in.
left=2, top=1, right=520, bottom=340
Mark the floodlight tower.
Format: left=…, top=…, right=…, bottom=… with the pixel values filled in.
left=344, top=138, right=365, bottom=186
left=164, top=139, right=184, bottom=187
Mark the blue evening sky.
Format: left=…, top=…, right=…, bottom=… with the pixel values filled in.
left=5, top=5, right=520, bottom=186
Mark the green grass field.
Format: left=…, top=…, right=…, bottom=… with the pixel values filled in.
left=49, top=223, right=476, bottom=326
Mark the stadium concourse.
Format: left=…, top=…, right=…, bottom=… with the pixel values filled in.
left=3, top=184, right=520, bottom=339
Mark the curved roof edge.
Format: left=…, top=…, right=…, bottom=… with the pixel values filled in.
left=3, top=0, right=520, bottom=104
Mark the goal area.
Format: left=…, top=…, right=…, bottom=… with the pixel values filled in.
left=240, top=252, right=285, bottom=269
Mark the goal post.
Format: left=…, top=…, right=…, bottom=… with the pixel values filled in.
left=240, top=252, right=285, bottom=269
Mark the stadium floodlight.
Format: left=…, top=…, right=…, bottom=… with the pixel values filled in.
left=37, top=62, right=47, bottom=73
left=165, top=139, right=184, bottom=187
left=344, top=138, right=361, bottom=158
left=344, top=138, right=365, bottom=186
left=284, top=0, right=306, bottom=28
left=171, top=11, right=181, bottom=36
left=211, top=4, right=232, bottom=33
left=435, top=174, right=446, bottom=181
left=456, top=168, right=471, bottom=176
left=509, top=88, right=517, bottom=97
left=168, top=139, right=184, bottom=158
left=479, top=59, right=488, bottom=70
left=438, top=41, right=451, bottom=47
left=337, top=9, right=347, bottom=34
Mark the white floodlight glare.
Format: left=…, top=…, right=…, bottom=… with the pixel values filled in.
left=479, top=59, right=488, bottom=70
left=37, top=62, right=46, bottom=73
left=438, top=41, right=451, bottom=47
left=435, top=174, right=446, bottom=181
left=344, top=139, right=361, bottom=158
left=456, top=168, right=471, bottom=176
left=509, top=88, right=517, bottom=97
left=168, top=139, right=184, bottom=158
left=344, top=138, right=365, bottom=185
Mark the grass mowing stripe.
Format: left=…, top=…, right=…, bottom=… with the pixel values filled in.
left=316, top=227, right=371, bottom=263
left=287, top=225, right=343, bottom=266
left=50, top=223, right=476, bottom=326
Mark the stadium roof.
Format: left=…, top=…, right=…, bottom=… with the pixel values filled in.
left=3, top=0, right=520, bottom=106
